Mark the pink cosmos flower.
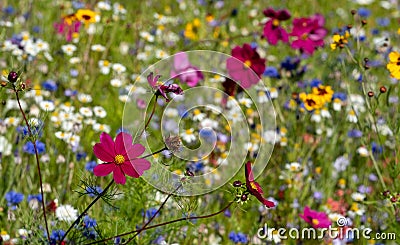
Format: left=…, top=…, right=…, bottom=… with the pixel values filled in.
left=93, top=132, right=151, bottom=185
left=245, top=162, right=275, bottom=208
left=226, top=44, right=266, bottom=89
left=290, top=14, right=327, bottom=55
left=147, top=72, right=184, bottom=102
left=170, top=52, right=204, bottom=87
left=54, top=15, right=81, bottom=42
left=299, top=206, right=332, bottom=228
left=263, top=8, right=291, bottom=45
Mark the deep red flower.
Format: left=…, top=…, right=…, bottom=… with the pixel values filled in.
left=299, top=206, right=332, bottom=228
left=290, top=14, right=327, bottom=54
left=262, top=8, right=291, bottom=45
left=226, top=44, right=265, bottom=89
left=245, top=162, right=275, bottom=208
left=147, top=72, right=183, bottom=102
left=93, top=132, right=151, bottom=185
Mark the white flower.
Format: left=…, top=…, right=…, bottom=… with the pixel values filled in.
left=69, top=57, right=81, bottom=64
left=155, top=49, right=168, bottom=59
left=347, top=110, right=358, bottom=123
left=98, top=60, right=112, bottom=74
left=112, top=63, right=126, bottom=73
left=79, top=107, right=93, bottom=117
left=110, top=78, right=123, bottom=87
left=285, top=162, right=302, bottom=172
left=91, top=44, right=106, bottom=52
left=209, top=74, right=225, bottom=83
left=353, top=0, right=374, bottom=5
left=55, top=204, right=78, bottom=222
left=93, top=123, right=111, bottom=133
left=140, top=31, right=155, bottom=42
left=0, top=136, right=12, bottom=156
left=357, top=146, right=369, bottom=157
left=192, top=109, right=205, bottom=121
left=351, top=192, right=366, bottom=202
left=263, top=130, right=278, bottom=144
left=97, top=1, right=111, bottom=10
left=61, top=44, right=77, bottom=56
left=93, top=106, right=107, bottom=118
left=181, top=128, right=196, bottom=143
left=164, top=108, right=178, bottom=117
left=311, top=111, right=321, bottom=123
left=39, top=100, right=55, bottom=111
left=4, top=117, right=21, bottom=126
left=55, top=131, right=72, bottom=140
left=200, top=118, right=218, bottom=129
left=78, top=93, right=93, bottom=103
left=269, top=87, right=278, bottom=99
left=321, top=108, right=331, bottom=118
left=238, top=97, right=252, bottom=108
left=228, top=110, right=243, bottom=123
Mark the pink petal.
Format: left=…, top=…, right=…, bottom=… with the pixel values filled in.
left=93, top=132, right=115, bottom=162
left=93, top=143, right=115, bottom=162
left=115, top=132, right=133, bottom=155
left=245, top=162, right=254, bottom=181
left=113, top=166, right=126, bottom=185
left=121, top=162, right=139, bottom=178
left=125, top=144, right=145, bottom=159
left=174, top=52, right=190, bottom=71
left=130, top=159, right=151, bottom=176
left=93, top=163, right=115, bottom=176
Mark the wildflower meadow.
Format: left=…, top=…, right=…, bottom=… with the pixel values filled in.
left=0, top=0, right=400, bottom=244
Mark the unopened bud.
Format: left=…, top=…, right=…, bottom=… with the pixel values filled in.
left=7, top=71, right=18, bottom=83
left=379, top=86, right=387, bottom=93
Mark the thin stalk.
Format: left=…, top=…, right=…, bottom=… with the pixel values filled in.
left=123, top=184, right=182, bottom=244
left=14, top=86, right=50, bottom=242
left=85, top=201, right=233, bottom=245
left=59, top=179, right=114, bottom=243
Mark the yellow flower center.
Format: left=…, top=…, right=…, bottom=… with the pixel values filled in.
left=244, top=60, right=252, bottom=68
left=114, top=154, right=125, bottom=165
left=272, top=19, right=280, bottom=26
left=312, top=219, right=319, bottom=226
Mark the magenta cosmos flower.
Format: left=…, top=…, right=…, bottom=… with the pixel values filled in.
left=290, top=14, right=327, bottom=55
left=147, top=72, right=183, bottom=102
left=226, top=44, right=266, bottom=89
left=54, top=14, right=81, bottom=42
left=263, top=8, right=291, bottom=45
left=299, top=206, right=332, bottom=228
left=93, top=132, right=151, bottom=185
left=245, top=162, right=275, bottom=208
left=170, top=52, right=204, bottom=87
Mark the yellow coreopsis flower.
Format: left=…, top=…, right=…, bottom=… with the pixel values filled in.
left=299, top=93, right=323, bottom=111
left=75, top=9, right=97, bottom=27
left=386, top=51, right=400, bottom=79
left=330, top=31, right=350, bottom=50
left=312, top=85, right=334, bottom=103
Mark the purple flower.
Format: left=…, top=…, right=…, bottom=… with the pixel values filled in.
left=299, top=206, right=331, bottom=228
left=262, top=8, right=291, bottom=45
left=170, top=52, right=204, bottom=87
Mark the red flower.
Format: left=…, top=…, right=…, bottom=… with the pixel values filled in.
left=226, top=44, right=265, bottom=89
left=299, top=206, right=332, bottom=228
left=262, top=8, right=291, bottom=45
left=93, top=132, right=151, bottom=185
left=245, top=162, right=275, bottom=208
left=290, top=14, right=327, bottom=55
left=147, top=72, right=183, bottom=102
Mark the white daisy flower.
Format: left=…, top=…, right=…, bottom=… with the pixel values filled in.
left=61, top=44, right=77, bottom=56
left=93, top=106, right=107, bottom=118
left=39, top=100, right=55, bottom=111
left=79, top=107, right=93, bottom=117
left=181, top=128, right=196, bottom=143
left=91, top=44, right=106, bottom=52
left=98, top=60, right=112, bottom=74
left=55, top=204, right=78, bottom=222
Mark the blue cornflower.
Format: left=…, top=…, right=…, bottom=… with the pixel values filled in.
left=143, top=208, right=159, bottom=220
left=309, top=79, right=322, bottom=88
left=42, top=80, right=58, bottom=91
left=49, top=229, right=65, bottom=244
left=85, top=186, right=103, bottom=198
left=76, top=151, right=87, bottom=161
left=357, top=8, right=371, bottom=18
left=371, top=142, right=383, bottom=155
left=72, top=1, right=86, bottom=9
left=3, top=6, right=14, bottom=15
left=347, top=129, right=363, bottom=138
left=83, top=216, right=97, bottom=228
left=65, top=89, right=78, bottom=97
left=332, top=92, right=347, bottom=101
left=70, top=69, right=79, bottom=77
left=376, top=18, right=390, bottom=27
left=116, top=127, right=130, bottom=134
left=177, top=104, right=189, bottom=118
left=23, top=141, right=46, bottom=155
left=5, top=191, right=24, bottom=210
left=224, top=209, right=231, bottom=218
left=229, top=231, right=248, bottom=244
left=27, top=194, right=42, bottom=203
left=263, top=66, right=280, bottom=78
left=199, top=128, right=216, bottom=143
left=85, top=161, right=97, bottom=172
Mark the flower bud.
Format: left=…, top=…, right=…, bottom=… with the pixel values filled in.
left=7, top=71, right=18, bottom=83
left=379, top=86, right=387, bottom=93
left=367, top=91, right=374, bottom=97
left=233, top=180, right=242, bottom=187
